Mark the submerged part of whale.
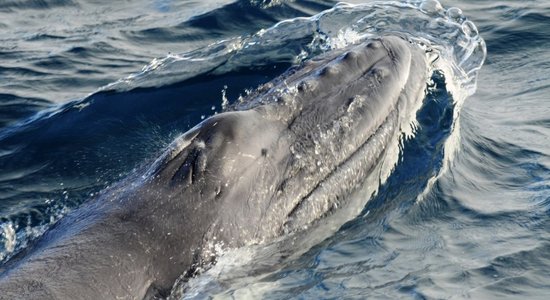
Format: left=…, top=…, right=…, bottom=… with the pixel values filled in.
left=0, top=35, right=429, bottom=299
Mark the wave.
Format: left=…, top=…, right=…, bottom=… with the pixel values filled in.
left=103, top=0, right=485, bottom=96
left=0, top=93, right=49, bottom=128
left=126, top=0, right=334, bottom=44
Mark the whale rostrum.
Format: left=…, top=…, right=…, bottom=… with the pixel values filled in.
left=0, top=35, right=429, bottom=299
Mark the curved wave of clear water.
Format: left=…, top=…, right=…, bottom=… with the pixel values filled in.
left=106, top=0, right=485, bottom=100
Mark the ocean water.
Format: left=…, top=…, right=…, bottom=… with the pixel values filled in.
left=0, top=0, right=548, bottom=299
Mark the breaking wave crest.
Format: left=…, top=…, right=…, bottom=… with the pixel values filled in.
left=106, top=0, right=485, bottom=103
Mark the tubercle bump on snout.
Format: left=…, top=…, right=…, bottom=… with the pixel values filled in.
left=170, top=146, right=207, bottom=187
left=366, top=40, right=382, bottom=49
left=342, top=50, right=359, bottom=61
left=320, top=65, right=339, bottom=77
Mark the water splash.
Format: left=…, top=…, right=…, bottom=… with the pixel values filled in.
left=0, top=201, right=71, bottom=263
left=104, top=0, right=485, bottom=106
left=0, top=223, right=15, bottom=262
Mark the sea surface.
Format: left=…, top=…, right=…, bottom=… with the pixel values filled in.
left=0, top=0, right=549, bottom=299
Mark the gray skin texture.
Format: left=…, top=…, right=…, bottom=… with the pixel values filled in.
left=0, top=35, right=429, bottom=299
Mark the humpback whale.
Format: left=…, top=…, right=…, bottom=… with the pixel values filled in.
left=0, top=35, right=429, bottom=299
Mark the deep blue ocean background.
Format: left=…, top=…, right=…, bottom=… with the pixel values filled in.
left=0, top=0, right=549, bottom=298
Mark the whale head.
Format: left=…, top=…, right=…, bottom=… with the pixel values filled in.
left=0, top=35, right=433, bottom=299
left=147, top=35, right=429, bottom=253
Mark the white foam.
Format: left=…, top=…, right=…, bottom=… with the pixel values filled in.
left=0, top=222, right=16, bottom=261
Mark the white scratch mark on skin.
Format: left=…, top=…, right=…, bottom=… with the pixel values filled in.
left=241, top=153, right=256, bottom=159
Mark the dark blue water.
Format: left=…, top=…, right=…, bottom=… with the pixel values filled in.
left=1, top=0, right=548, bottom=298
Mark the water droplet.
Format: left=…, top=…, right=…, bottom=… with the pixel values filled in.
left=446, top=7, right=463, bottom=20
left=462, top=20, right=479, bottom=38
left=420, top=0, right=443, bottom=14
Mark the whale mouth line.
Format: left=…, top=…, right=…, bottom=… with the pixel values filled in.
left=283, top=106, right=398, bottom=231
